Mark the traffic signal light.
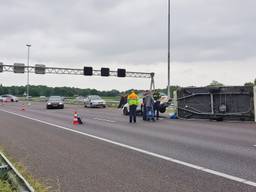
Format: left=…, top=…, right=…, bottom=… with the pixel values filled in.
left=117, top=68, right=126, bottom=77
left=35, top=64, right=46, bottom=74
left=13, top=63, right=25, bottom=73
left=84, top=67, right=93, bottom=76
left=101, top=68, right=110, bottom=76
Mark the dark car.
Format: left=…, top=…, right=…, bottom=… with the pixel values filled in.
left=46, top=96, right=64, bottom=109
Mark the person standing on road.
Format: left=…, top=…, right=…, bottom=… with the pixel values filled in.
left=127, top=90, right=139, bottom=123
left=118, top=93, right=128, bottom=108
left=153, top=91, right=161, bottom=120
left=142, top=91, right=147, bottom=121
left=143, top=91, right=155, bottom=121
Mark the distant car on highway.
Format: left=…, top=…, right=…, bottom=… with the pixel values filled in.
left=0, top=96, right=8, bottom=102
left=46, top=96, right=64, bottom=109
left=0, top=94, right=18, bottom=102
left=40, top=96, right=47, bottom=102
left=84, top=95, right=106, bottom=108
left=76, top=96, right=85, bottom=102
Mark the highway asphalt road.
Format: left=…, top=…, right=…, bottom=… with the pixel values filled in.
left=0, top=102, right=255, bottom=191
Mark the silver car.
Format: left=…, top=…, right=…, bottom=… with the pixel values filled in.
left=84, top=95, right=106, bottom=108
left=0, top=96, right=7, bottom=102
left=1, top=94, right=18, bottom=102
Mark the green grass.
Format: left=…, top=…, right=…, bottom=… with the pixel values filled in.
left=0, top=180, right=14, bottom=192
left=0, top=147, right=49, bottom=192
left=13, top=162, right=50, bottom=192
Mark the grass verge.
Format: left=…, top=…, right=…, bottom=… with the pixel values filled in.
left=0, top=147, right=49, bottom=192
left=0, top=180, right=13, bottom=192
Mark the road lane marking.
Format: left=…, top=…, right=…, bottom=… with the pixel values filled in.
left=0, top=108, right=256, bottom=188
left=93, top=117, right=116, bottom=123
left=253, top=145, right=256, bottom=147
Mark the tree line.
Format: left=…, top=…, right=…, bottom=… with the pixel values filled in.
left=0, top=80, right=254, bottom=97
left=207, top=79, right=256, bottom=87
left=0, top=85, right=120, bottom=97
left=244, top=79, right=256, bottom=87
left=0, top=84, right=180, bottom=98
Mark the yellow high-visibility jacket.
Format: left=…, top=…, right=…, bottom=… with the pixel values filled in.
left=127, top=92, right=139, bottom=106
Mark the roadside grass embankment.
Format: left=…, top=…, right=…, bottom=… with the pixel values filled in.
left=0, top=147, right=49, bottom=192
left=0, top=180, right=13, bottom=192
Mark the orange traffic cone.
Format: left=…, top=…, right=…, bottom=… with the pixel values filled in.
left=21, top=103, right=25, bottom=111
left=73, top=112, right=79, bottom=125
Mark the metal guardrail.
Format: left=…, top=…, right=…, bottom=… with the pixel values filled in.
left=0, top=153, right=34, bottom=192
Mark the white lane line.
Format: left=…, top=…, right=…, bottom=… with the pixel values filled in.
left=93, top=117, right=116, bottom=123
left=0, top=108, right=256, bottom=188
left=253, top=145, right=256, bottom=147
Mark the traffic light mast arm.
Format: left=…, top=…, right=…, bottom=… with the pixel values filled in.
left=0, top=64, right=153, bottom=78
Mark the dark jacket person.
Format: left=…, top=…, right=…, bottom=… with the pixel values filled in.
left=153, top=91, right=161, bottom=120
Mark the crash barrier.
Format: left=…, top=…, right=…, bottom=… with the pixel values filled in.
left=0, top=153, right=34, bottom=192
left=176, top=86, right=255, bottom=121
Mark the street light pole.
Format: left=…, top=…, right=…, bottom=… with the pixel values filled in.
left=26, top=44, right=31, bottom=100
left=167, top=0, right=171, bottom=98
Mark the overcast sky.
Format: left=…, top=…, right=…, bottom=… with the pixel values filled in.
left=0, top=0, right=255, bottom=91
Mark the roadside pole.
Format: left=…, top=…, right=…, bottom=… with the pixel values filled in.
left=254, top=86, right=256, bottom=122
left=26, top=44, right=31, bottom=105
left=173, top=90, right=178, bottom=117
left=167, top=0, right=171, bottom=97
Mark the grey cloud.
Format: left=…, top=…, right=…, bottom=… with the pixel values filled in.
left=0, top=0, right=255, bottom=88
left=1, top=0, right=167, bottom=65
left=1, top=0, right=256, bottom=65
left=172, top=0, right=256, bottom=62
